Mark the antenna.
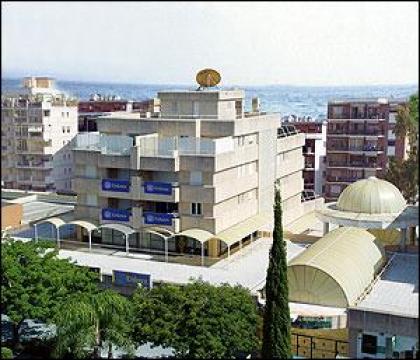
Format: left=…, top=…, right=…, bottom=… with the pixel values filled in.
left=196, top=69, right=221, bottom=90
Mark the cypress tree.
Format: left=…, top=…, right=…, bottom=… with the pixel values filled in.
left=261, top=187, right=291, bottom=359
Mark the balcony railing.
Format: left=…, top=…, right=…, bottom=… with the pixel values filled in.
left=73, top=133, right=133, bottom=156
left=16, top=161, right=53, bottom=169
left=73, top=133, right=235, bottom=158
left=328, top=145, right=383, bottom=152
left=327, top=161, right=379, bottom=168
left=326, top=176, right=361, bottom=183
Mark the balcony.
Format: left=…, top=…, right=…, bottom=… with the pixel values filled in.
left=327, top=144, right=384, bottom=153
left=326, top=176, right=361, bottom=183
left=99, top=177, right=180, bottom=202
left=15, top=160, right=53, bottom=169
left=73, top=133, right=133, bottom=156
left=327, top=160, right=380, bottom=169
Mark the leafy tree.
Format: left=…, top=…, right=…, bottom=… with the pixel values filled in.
left=53, top=290, right=134, bottom=359
left=385, top=93, right=419, bottom=204
left=1, top=239, right=99, bottom=331
left=131, top=280, right=260, bottom=358
left=1, top=347, right=13, bottom=359
left=261, top=188, right=291, bottom=359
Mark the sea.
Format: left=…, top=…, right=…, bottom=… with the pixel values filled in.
left=2, top=78, right=418, bottom=119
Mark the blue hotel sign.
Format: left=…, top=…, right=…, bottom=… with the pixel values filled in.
left=143, top=181, right=172, bottom=195
left=113, top=270, right=152, bottom=289
left=102, top=179, right=130, bottom=193
left=102, top=208, right=130, bottom=222
left=144, top=212, right=173, bottom=226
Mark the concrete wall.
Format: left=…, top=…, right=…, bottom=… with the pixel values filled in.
left=1, top=203, right=23, bottom=230
left=348, top=308, right=419, bottom=358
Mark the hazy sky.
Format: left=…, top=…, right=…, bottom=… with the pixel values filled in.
left=2, top=1, right=419, bottom=86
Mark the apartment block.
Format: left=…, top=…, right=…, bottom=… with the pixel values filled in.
left=1, top=77, right=78, bottom=192
left=292, top=120, right=327, bottom=196
left=72, top=87, right=306, bottom=259
left=324, top=98, right=407, bottom=202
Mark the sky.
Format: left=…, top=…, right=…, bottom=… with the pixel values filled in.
left=1, top=1, right=419, bottom=86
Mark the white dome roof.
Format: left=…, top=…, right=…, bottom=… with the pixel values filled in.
left=336, top=177, right=406, bottom=214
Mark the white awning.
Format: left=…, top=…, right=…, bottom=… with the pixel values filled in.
left=172, top=228, right=214, bottom=244
left=99, top=223, right=137, bottom=236
left=66, top=220, right=98, bottom=233
left=34, top=217, right=66, bottom=228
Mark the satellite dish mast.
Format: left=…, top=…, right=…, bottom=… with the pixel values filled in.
left=196, top=69, right=221, bottom=90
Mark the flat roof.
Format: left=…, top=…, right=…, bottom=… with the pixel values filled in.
left=57, top=238, right=306, bottom=294
left=22, top=201, right=74, bottom=224
left=328, top=98, right=389, bottom=104
left=355, top=252, right=418, bottom=318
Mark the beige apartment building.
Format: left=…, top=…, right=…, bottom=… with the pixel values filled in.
left=1, top=77, right=78, bottom=192
left=71, top=87, right=306, bottom=259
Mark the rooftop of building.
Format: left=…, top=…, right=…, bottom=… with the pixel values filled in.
left=288, top=227, right=385, bottom=308
left=337, top=177, right=406, bottom=214
left=316, top=177, right=419, bottom=229
left=354, top=252, right=418, bottom=318
left=328, top=97, right=390, bottom=105
left=55, top=237, right=306, bottom=294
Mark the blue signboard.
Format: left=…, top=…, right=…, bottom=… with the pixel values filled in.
left=102, top=208, right=130, bottom=222
left=143, top=212, right=173, bottom=226
left=102, top=179, right=130, bottom=193
left=143, top=181, right=172, bottom=195
left=113, top=270, right=152, bottom=289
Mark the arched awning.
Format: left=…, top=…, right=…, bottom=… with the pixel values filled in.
left=142, top=226, right=174, bottom=238
left=216, top=212, right=271, bottom=247
left=288, top=227, right=385, bottom=308
left=171, top=228, right=215, bottom=244
left=66, top=220, right=98, bottom=233
left=33, top=217, right=66, bottom=228
left=99, top=223, right=137, bottom=236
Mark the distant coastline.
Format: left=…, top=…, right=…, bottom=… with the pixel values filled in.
left=2, top=77, right=418, bottom=119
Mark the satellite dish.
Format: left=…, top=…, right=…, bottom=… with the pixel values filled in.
left=196, top=69, right=221, bottom=88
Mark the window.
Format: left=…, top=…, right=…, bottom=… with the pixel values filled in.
left=388, top=139, right=396, bottom=146
left=64, top=168, right=67, bottom=174
left=85, top=165, right=97, bottom=178
left=361, top=334, right=377, bottom=355
left=67, top=126, right=70, bottom=133
left=190, top=171, right=202, bottom=185
left=86, top=194, right=98, bottom=207
left=62, top=126, right=65, bottom=133
left=67, top=112, right=69, bottom=118
left=43, top=110, right=50, bottom=117
left=62, top=112, right=65, bottom=117
left=191, top=203, right=202, bottom=215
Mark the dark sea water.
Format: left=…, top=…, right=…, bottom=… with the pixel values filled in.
left=2, top=78, right=418, bottom=119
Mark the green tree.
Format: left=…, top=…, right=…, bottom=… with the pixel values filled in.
left=131, top=280, right=260, bottom=358
left=261, top=188, right=291, bottom=359
left=53, top=290, right=134, bottom=359
left=385, top=93, right=419, bottom=204
left=1, top=239, right=98, bottom=331
left=1, top=347, right=13, bottom=359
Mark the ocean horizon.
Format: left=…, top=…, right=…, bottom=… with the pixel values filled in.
left=2, top=77, right=418, bottom=119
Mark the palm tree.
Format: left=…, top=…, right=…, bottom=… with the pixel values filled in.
left=54, top=290, right=133, bottom=359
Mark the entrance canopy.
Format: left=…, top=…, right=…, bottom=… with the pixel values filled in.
left=173, top=228, right=214, bottom=244
left=67, top=220, right=98, bottom=233
left=216, top=212, right=271, bottom=247
left=33, top=217, right=66, bottom=228
left=99, top=223, right=137, bottom=236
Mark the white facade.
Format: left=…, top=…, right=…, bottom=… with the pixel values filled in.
left=1, top=77, right=78, bottom=192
